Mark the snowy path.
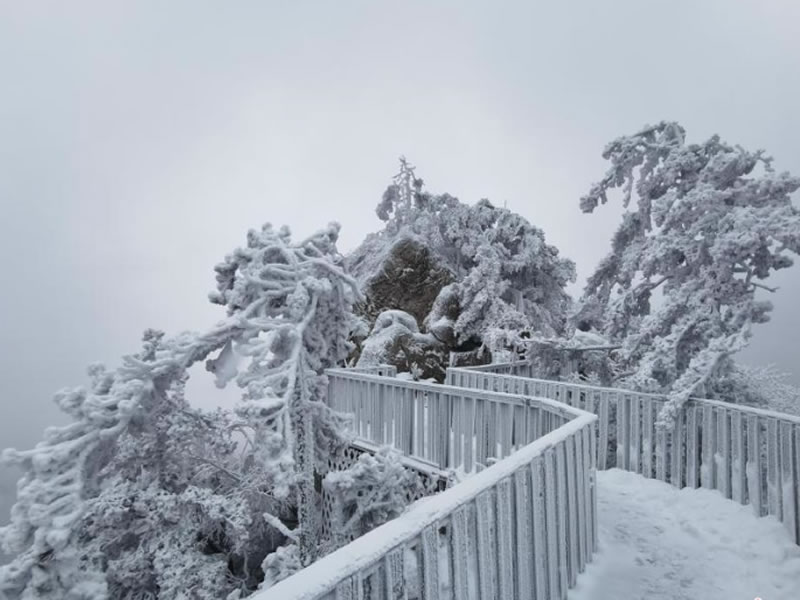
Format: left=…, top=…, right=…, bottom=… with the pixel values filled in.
left=571, top=469, right=800, bottom=600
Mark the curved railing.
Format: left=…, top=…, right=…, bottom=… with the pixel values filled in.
left=256, top=369, right=598, bottom=600
left=448, top=362, right=800, bottom=545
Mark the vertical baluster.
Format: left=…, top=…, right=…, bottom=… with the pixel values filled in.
left=450, top=506, right=471, bottom=600
left=476, top=491, right=498, bottom=600
left=384, top=548, right=406, bottom=600
left=795, top=426, right=800, bottom=544
left=531, top=457, right=547, bottom=600
left=437, top=390, right=446, bottom=467
left=564, top=437, right=578, bottom=586
left=416, top=390, right=425, bottom=459
left=555, top=444, right=568, bottom=599
left=377, top=382, right=386, bottom=445
left=686, top=405, right=699, bottom=489
left=630, top=395, right=641, bottom=474
left=716, top=409, right=731, bottom=498
left=780, top=421, right=797, bottom=542
left=394, top=384, right=402, bottom=449
left=383, top=383, right=392, bottom=447
left=441, top=390, right=450, bottom=467
left=382, top=381, right=390, bottom=446
left=497, top=479, right=515, bottom=600
left=487, top=400, right=498, bottom=461
left=641, top=398, right=654, bottom=479
left=731, top=411, right=746, bottom=504
left=426, top=389, right=436, bottom=465
left=335, top=574, right=359, bottom=600
left=767, top=418, right=782, bottom=518
left=420, top=526, right=439, bottom=600
left=369, top=380, right=376, bottom=442
left=544, top=448, right=560, bottom=600
left=514, top=403, right=525, bottom=452
left=531, top=405, right=542, bottom=442
left=583, top=389, right=595, bottom=416
left=501, top=402, right=514, bottom=458
left=404, top=386, right=414, bottom=456
left=616, top=394, right=630, bottom=471
left=354, top=379, right=362, bottom=438
left=583, top=425, right=595, bottom=559
left=746, top=415, right=764, bottom=516
left=701, top=405, right=715, bottom=489
left=465, top=395, right=475, bottom=474
left=671, top=408, right=684, bottom=488
left=575, top=430, right=588, bottom=573
left=598, top=393, right=609, bottom=471
left=514, top=468, right=534, bottom=600
left=371, top=380, right=378, bottom=442
left=655, top=409, right=668, bottom=483
left=452, top=393, right=463, bottom=470
left=476, top=397, right=487, bottom=471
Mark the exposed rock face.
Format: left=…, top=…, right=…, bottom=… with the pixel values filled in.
left=348, top=235, right=493, bottom=380
left=352, top=236, right=454, bottom=327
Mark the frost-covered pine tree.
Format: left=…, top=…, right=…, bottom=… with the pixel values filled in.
left=353, top=158, right=575, bottom=359
left=208, top=222, right=360, bottom=567
left=575, top=122, right=800, bottom=424
left=0, top=222, right=361, bottom=599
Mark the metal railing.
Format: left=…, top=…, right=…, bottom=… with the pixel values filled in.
left=448, top=361, right=800, bottom=545
left=257, top=368, right=598, bottom=600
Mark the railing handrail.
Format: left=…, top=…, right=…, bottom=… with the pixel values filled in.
left=255, top=411, right=597, bottom=600
left=451, top=363, right=800, bottom=425
left=327, top=367, right=586, bottom=421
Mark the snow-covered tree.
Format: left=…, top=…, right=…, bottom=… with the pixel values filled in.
left=576, top=122, right=800, bottom=424
left=209, top=222, right=361, bottom=566
left=351, top=158, right=576, bottom=361
left=0, top=222, right=361, bottom=599
left=0, top=330, right=249, bottom=600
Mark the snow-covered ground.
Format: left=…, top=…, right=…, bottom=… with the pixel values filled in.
left=572, top=469, right=800, bottom=600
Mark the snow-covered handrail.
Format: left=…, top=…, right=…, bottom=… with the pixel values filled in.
left=255, top=369, right=598, bottom=600
left=459, top=361, right=800, bottom=423
left=448, top=363, right=800, bottom=545
left=327, top=368, right=580, bottom=471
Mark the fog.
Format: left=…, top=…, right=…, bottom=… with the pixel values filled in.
left=1, top=0, right=798, bottom=541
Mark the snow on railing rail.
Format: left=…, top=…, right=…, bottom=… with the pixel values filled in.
left=327, top=368, right=580, bottom=472
left=255, top=369, right=598, bottom=600
left=448, top=362, right=800, bottom=545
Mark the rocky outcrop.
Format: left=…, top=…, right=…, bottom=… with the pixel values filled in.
left=348, top=235, right=490, bottom=380
left=349, top=236, right=454, bottom=327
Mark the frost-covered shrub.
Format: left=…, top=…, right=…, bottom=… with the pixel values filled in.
left=260, top=544, right=302, bottom=589
left=323, top=447, right=423, bottom=548
left=707, top=360, right=800, bottom=416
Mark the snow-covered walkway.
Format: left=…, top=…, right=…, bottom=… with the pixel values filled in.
left=572, top=469, right=800, bottom=600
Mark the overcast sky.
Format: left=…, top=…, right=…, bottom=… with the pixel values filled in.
left=1, top=1, right=799, bottom=530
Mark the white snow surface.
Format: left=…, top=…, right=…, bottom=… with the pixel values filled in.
left=573, top=469, right=800, bottom=600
